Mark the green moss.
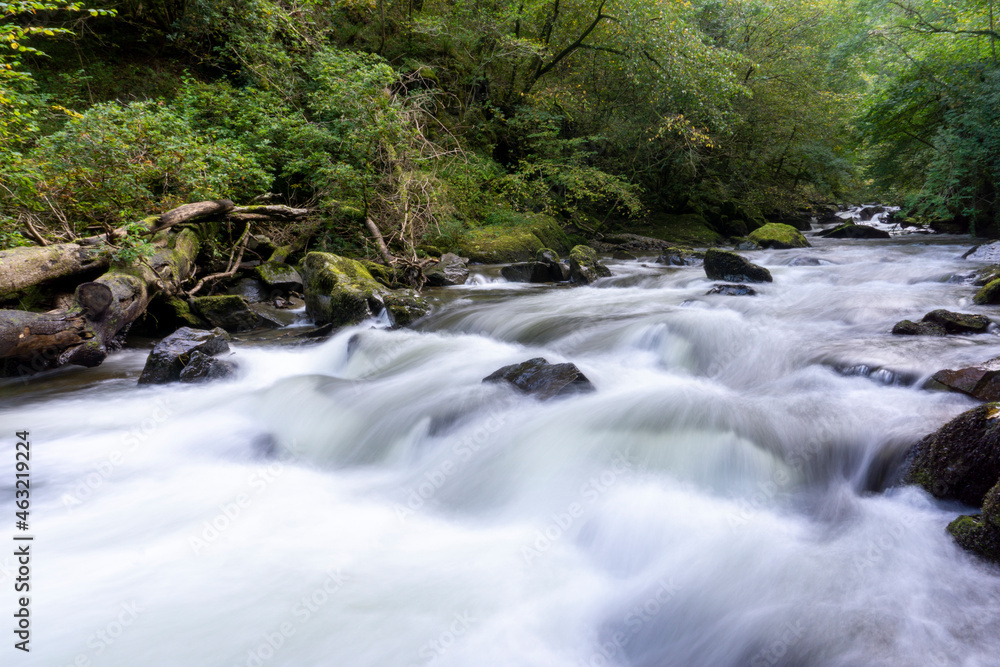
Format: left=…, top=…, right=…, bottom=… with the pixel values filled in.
left=974, top=278, right=1000, bottom=305
left=360, top=261, right=408, bottom=289
left=166, top=297, right=208, bottom=328
left=625, top=213, right=723, bottom=247
left=748, top=223, right=810, bottom=249
left=947, top=513, right=1000, bottom=563
left=455, top=225, right=545, bottom=263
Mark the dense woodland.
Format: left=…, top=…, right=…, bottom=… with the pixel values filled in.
left=1, top=0, right=998, bottom=261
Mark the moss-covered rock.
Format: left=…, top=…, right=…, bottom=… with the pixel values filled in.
left=455, top=213, right=570, bottom=263
left=948, top=482, right=1000, bottom=563
left=360, top=261, right=409, bottom=289
left=301, top=252, right=429, bottom=328
left=703, top=249, right=772, bottom=283
left=819, top=224, right=891, bottom=239
left=255, top=261, right=302, bottom=292
left=922, top=309, right=992, bottom=334
left=626, top=213, right=724, bottom=247
left=892, top=320, right=946, bottom=336
left=192, top=295, right=276, bottom=332
left=423, top=253, right=469, bottom=287
left=569, top=245, right=612, bottom=284
left=166, top=297, right=208, bottom=329
left=748, top=223, right=811, bottom=249
left=904, top=403, right=1000, bottom=506
left=974, top=278, right=1000, bottom=305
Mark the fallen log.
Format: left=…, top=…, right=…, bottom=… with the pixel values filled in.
left=0, top=242, right=110, bottom=300
left=148, top=199, right=235, bottom=233
left=0, top=229, right=200, bottom=376
left=228, top=205, right=311, bottom=222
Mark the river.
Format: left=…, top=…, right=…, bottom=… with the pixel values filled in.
left=3, top=224, right=1000, bottom=666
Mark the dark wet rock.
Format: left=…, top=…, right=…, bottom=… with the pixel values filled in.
left=193, top=295, right=278, bottom=332
left=925, top=357, right=1000, bottom=402
left=703, top=249, right=772, bottom=283
left=706, top=284, right=757, bottom=296
left=227, top=277, right=267, bottom=303
left=424, top=253, right=470, bottom=287
left=598, top=233, right=673, bottom=253
left=894, top=310, right=990, bottom=336
left=857, top=205, right=885, bottom=221
left=178, top=350, right=237, bottom=383
left=655, top=247, right=703, bottom=266
left=963, top=242, right=1000, bottom=263
left=138, top=327, right=230, bottom=385
left=891, top=320, right=946, bottom=336
left=904, top=403, right=1000, bottom=507
left=789, top=256, right=823, bottom=266
left=255, top=262, right=303, bottom=292
left=748, top=223, right=811, bottom=249
left=820, top=224, right=891, bottom=239
left=501, top=255, right=565, bottom=283
left=483, top=357, right=595, bottom=401
left=613, top=250, right=638, bottom=261
left=249, top=302, right=299, bottom=327
left=974, top=278, right=1000, bottom=305
left=569, top=245, right=612, bottom=284
left=930, top=218, right=967, bottom=235
left=765, top=213, right=812, bottom=231
left=948, top=482, right=1000, bottom=563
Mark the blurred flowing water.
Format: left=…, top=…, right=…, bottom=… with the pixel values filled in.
left=3, top=229, right=1000, bottom=667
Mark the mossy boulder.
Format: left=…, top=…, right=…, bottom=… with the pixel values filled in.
left=948, top=481, right=1000, bottom=563
left=893, top=310, right=991, bottom=336
left=423, top=253, right=470, bottom=287
left=301, top=252, right=429, bottom=328
left=192, top=295, right=277, bottom=332
left=569, top=245, right=612, bottom=284
left=255, top=262, right=303, bottom=292
left=455, top=213, right=570, bottom=263
left=627, top=213, right=723, bottom=247
left=360, top=261, right=409, bottom=289
left=892, top=320, right=946, bottom=336
left=974, top=278, right=1000, bottom=305
left=904, top=403, right=1000, bottom=506
left=165, top=297, right=208, bottom=329
left=748, top=223, right=810, bottom=250
left=703, top=249, right=772, bottom=283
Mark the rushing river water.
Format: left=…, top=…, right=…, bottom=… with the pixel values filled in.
left=3, top=225, right=1000, bottom=667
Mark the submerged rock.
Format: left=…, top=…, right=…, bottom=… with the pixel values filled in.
left=706, top=284, right=757, bottom=296
left=926, top=357, right=1000, bottom=402
left=483, top=357, right=596, bottom=400
left=747, top=223, right=811, bottom=249
left=138, top=327, right=231, bottom=385
left=820, top=224, right=891, bottom=239
left=904, top=403, right=1000, bottom=507
left=569, top=245, right=612, bottom=284
left=703, top=249, right=772, bottom=283
left=424, top=253, right=470, bottom=287
left=893, top=309, right=990, bottom=336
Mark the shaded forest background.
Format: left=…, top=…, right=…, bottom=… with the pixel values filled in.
left=2, top=0, right=998, bottom=261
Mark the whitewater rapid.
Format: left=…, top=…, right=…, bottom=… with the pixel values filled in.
left=2, top=231, right=1000, bottom=666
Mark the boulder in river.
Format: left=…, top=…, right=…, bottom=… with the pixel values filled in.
left=193, top=295, right=279, bottom=332
left=820, top=224, right=891, bottom=239
left=483, top=357, right=596, bottom=400
left=904, top=403, right=1000, bottom=506
left=569, top=245, right=612, bottom=284
left=655, top=247, right=702, bottom=266
left=302, top=252, right=429, bottom=328
left=501, top=250, right=565, bottom=283
left=747, top=223, right=811, bottom=249
left=178, top=349, right=237, bottom=383
left=424, top=253, right=470, bottom=287
left=948, top=481, right=1000, bottom=563
left=138, top=327, right=231, bottom=384
left=974, top=278, right=1000, bottom=305
left=925, top=357, right=1000, bottom=402
left=703, top=249, right=772, bottom=283
left=962, top=242, right=1000, bottom=263
left=892, top=309, right=990, bottom=336
left=255, top=261, right=303, bottom=293
left=706, top=284, right=757, bottom=296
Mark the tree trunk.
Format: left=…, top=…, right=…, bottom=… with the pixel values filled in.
left=0, top=228, right=201, bottom=377
left=0, top=243, right=110, bottom=300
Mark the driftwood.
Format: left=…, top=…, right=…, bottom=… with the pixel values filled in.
left=228, top=205, right=311, bottom=222
left=148, top=199, right=235, bottom=233
left=0, top=229, right=200, bottom=376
